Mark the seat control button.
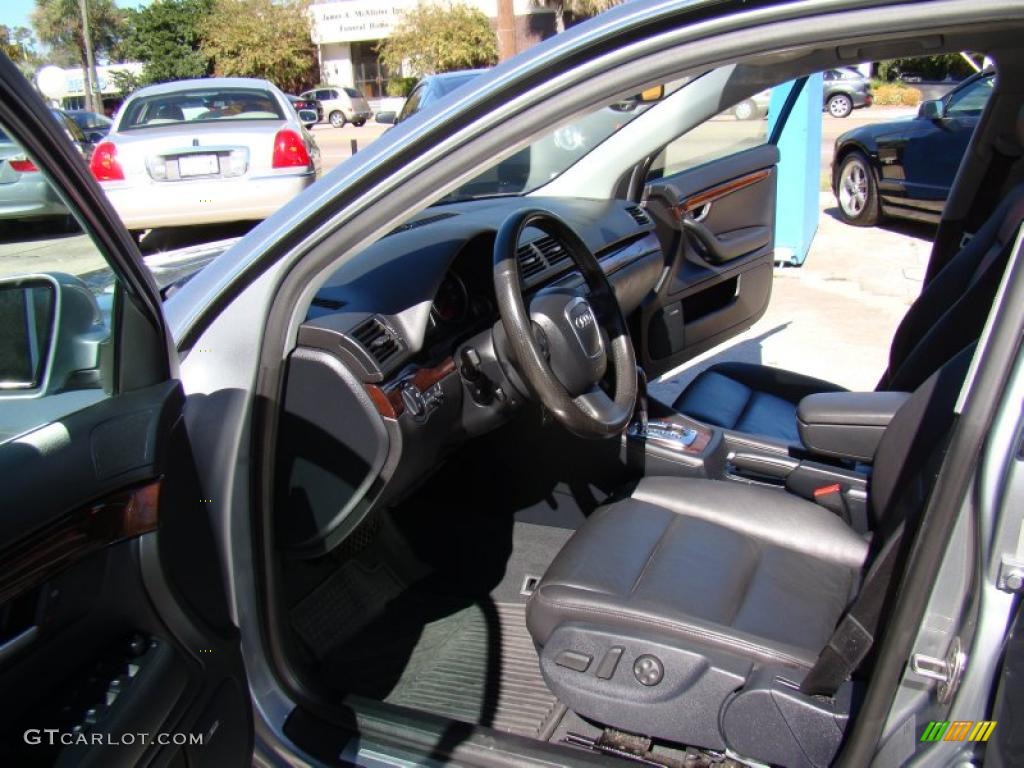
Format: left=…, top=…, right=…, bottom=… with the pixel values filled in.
left=596, top=646, right=624, bottom=679
left=633, top=654, right=664, bottom=686
left=555, top=650, right=592, bottom=672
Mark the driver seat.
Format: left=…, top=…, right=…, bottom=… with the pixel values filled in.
left=526, top=345, right=972, bottom=765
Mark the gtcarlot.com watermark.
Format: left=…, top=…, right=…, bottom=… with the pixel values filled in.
left=24, top=729, right=203, bottom=747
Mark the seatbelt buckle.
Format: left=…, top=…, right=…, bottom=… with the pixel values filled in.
left=813, top=483, right=847, bottom=518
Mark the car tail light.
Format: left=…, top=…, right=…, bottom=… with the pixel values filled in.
left=8, top=154, right=38, bottom=173
left=90, top=141, right=124, bottom=181
left=272, top=129, right=311, bottom=168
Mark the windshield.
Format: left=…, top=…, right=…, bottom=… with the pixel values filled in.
left=119, top=87, right=284, bottom=129
left=440, top=87, right=676, bottom=202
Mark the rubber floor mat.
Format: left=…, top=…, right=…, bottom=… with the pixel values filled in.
left=328, top=599, right=564, bottom=739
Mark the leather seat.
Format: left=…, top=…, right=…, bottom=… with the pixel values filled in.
left=672, top=183, right=1024, bottom=444
left=526, top=344, right=974, bottom=763
left=527, top=477, right=867, bottom=670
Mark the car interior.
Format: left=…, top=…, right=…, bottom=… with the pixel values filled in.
left=263, top=27, right=1024, bottom=768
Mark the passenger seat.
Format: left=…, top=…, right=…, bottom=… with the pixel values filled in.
left=669, top=183, right=1024, bottom=445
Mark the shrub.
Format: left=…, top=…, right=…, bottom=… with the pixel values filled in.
left=872, top=82, right=922, bottom=107
left=386, top=77, right=418, bottom=98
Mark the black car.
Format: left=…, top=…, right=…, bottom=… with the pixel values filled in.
left=287, top=94, right=322, bottom=127
left=63, top=110, right=112, bottom=144
left=823, top=67, right=873, bottom=118
left=833, top=69, right=994, bottom=225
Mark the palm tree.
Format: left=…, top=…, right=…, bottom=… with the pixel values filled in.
left=31, top=0, right=123, bottom=110
left=543, top=0, right=621, bottom=33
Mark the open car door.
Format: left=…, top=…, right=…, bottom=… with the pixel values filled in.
left=0, top=58, right=251, bottom=767
left=637, top=103, right=783, bottom=378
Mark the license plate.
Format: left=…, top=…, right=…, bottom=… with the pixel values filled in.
left=178, top=154, right=219, bottom=177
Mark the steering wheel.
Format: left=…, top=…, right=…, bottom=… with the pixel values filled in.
left=493, top=209, right=637, bottom=438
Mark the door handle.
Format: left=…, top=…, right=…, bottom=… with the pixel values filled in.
left=681, top=219, right=768, bottom=264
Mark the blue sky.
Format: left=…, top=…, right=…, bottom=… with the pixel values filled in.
left=4, top=0, right=149, bottom=38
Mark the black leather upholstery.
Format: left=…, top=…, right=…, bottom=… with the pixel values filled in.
left=527, top=478, right=867, bottom=670
left=672, top=184, right=1024, bottom=445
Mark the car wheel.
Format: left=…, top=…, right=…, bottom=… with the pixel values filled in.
left=329, top=111, right=346, bottom=128
left=733, top=99, right=758, bottom=121
left=836, top=151, right=880, bottom=226
left=827, top=93, right=853, bottom=118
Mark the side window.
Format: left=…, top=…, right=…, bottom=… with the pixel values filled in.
left=398, top=86, right=425, bottom=123
left=647, top=92, right=771, bottom=179
left=314, top=90, right=329, bottom=101
left=945, top=76, right=994, bottom=118
left=0, top=120, right=119, bottom=443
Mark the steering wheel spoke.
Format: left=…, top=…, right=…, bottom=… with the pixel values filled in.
left=493, top=209, right=637, bottom=438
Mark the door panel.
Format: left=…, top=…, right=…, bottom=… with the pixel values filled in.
left=640, top=143, right=779, bottom=377
left=0, top=55, right=251, bottom=767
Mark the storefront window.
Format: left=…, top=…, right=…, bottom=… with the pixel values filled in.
left=351, top=40, right=392, bottom=99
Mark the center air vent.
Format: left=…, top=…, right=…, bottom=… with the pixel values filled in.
left=625, top=204, right=651, bottom=226
left=350, top=316, right=403, bottom=366
left=516, top=236, right=570, bottom=282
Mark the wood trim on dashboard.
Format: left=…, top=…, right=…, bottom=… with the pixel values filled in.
left=673, top=168, right=772, bottom=218
left=0, top=480, right=161, bottom=606
left=365, top=357, right=457, bottom=419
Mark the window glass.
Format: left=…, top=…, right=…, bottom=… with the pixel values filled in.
left=398, top=85, right=425, bottom=122
left=945, top=75, right=994, bottom=117
left=0, top=120, right=119, bottom=443
left=647, top=93, right=771, bottom=179
left=119, top=87, right=283, bottom=128
left=343, top=87, right=361, bottom=98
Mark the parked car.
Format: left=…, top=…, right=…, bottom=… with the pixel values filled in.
left=299, top=85, right=372, bottom=127
left=375, top=70, right=487, bottom=126
left=88, top=77, right=320, bottom=231
left=732, top=88, right=771, bottom=119
left=286, top=94, right=322, bottom=128
left=833, top=69, right=994, bottom=225
left=64, top=109, right=113, bottom=143
left=823, top=66, right=873, bottom=117
left=2, top=2, right=1024, bottom=768
left=0, top=110, right=94, bottom=223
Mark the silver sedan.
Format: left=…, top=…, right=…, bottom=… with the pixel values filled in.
left=90, top=77, right=320, bottom=231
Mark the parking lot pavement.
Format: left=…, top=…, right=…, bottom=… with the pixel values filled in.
left=310, top=122, right=390, bottom=172
left=0, top=223, right=108, bottom=276
left=650, top=193, right=934, bottom=404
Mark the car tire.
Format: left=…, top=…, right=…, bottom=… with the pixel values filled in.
left=836, top=151, right=880, bottom=226
left=329, top=111, right=346, bottom=128
left=827, top=93, right=854, bottom=118
left=733, top=99, right=758, bottom=120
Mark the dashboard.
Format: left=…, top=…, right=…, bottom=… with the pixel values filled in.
left=280, top=196, right=664, bottom=556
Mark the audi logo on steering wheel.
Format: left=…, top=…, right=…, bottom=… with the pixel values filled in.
left=574, top=310, right=595, bottom=330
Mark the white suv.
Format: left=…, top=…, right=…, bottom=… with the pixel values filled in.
left=301, top=86, right=372, bottom=127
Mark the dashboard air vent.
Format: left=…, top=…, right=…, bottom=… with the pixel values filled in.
left=533, top=236, right=568, bottom=267
left=516, top=243, right=547, bottom=280
left=625, top=204, right=651, bottom=226
left=351, top=316, right=402, bottom=365
left=388, top=211, right=458, bottom=235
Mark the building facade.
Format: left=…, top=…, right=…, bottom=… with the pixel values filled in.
left=309, top=0, right=555, bottom=97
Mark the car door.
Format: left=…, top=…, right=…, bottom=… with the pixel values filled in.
left=895, top=72, right=993, bottom=212
left=0, top=57, right=251, bottom=767
left=637, top=100, right=782, bottom=377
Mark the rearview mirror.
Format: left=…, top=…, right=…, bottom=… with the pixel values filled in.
left=0, top=273, right=108, bottom=397
left=375, top=111, right=397, bottom=125
left=918, top=99, right=945, bottom=120
left=297, top=108, right=319, bottom=129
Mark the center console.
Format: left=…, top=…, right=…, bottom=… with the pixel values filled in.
left=622, top=372, right=911, bottom=533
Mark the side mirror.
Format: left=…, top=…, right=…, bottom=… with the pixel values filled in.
left=375, top=111, right=397, bottom=125
left=86, top=130, right=106, bottom=144
left=297, top=108, right=319, bottom=130
left=918, top=99, right=945, bottom=120
left=0, top=273, right=108, bottom=398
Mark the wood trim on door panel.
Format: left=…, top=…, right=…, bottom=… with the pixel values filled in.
left=673, top=168, right=772, bottom=218
left=365, top=357, right=456, bottom=419
left=0, top=480, right=161, bottom=605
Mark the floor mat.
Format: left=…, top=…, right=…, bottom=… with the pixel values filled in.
left=327, top=597, right=564, bottom=740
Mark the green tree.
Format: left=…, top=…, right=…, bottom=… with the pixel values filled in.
left=541, top=0, right=620, bottom=33
left=0, top=25, right=41, bottom=78
left=377, top=2, right=498, bottom=76
left=120, top=0, right=213, bottom=85
left=202, top=0, right=317, bottom=93
left=876, top=54, right=978, bottom=82
left=31, top=0, right=125, bottom=106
